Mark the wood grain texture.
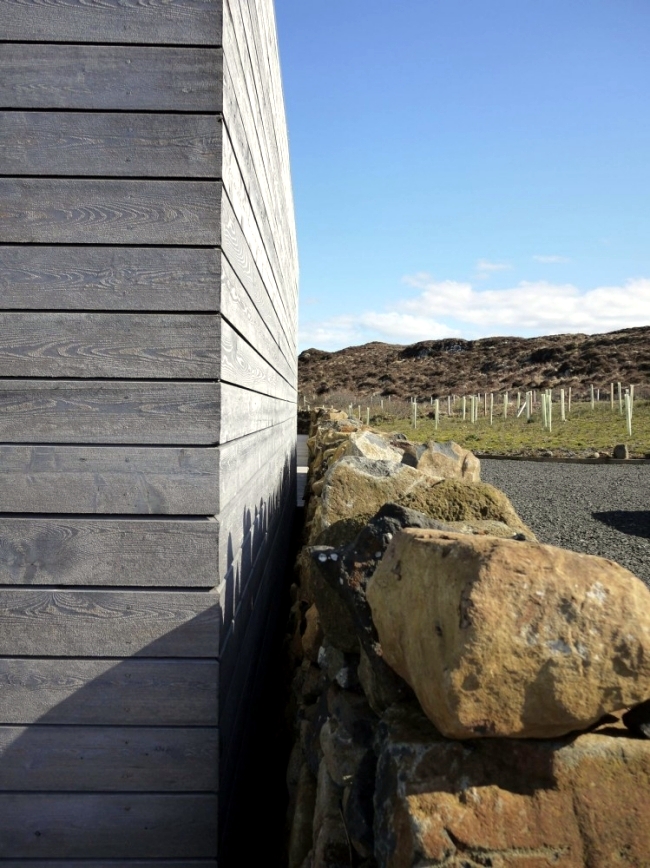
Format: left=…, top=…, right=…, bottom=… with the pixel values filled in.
left=221, top=115, right=293, bottom=336
left=0, top=725, right=218, bottom=791
left=222, top=58, right=295, bottom=310
left=216, top=431, right=293, bottom=578
left=222, top=1, right=298, bottom=305
left=221, top=162, right=293, bottom=350
left=219, top=491, right=294, bottom=688
left=0, top=793, right=216, bottom=858
left=15, top=863, right=216, bottom=867
left=218, top=415, right=294, bottom=512
left=217, top=444, right=293, bottom=641
left=0, top=446, right=219, bottom=514
left=221, top=194, right=294, bottom=368
left=231, top=1, right=298, bottom=302
left=0, top=590, right=219, bottom=656
left=0, top=45, right=222, bottom=111
left=0, top=112, right=221, bottom=178
left=218, top=381, right=294, bottom=443
left=220, top=318, right=293, bottom=401
left=220, top=220, right=297, bottom=382
left=0, top=517, right=218, bottom=587
left=0, top=381, right=219, bottom=444
left=220, top=256, right=294, bottom=386
left=0, top=246, right=221, bottom=311
left=0, top=313, right=220, bottom=379
left=1, top=0, right=221, bottom=45
left=0, top=180, right=220, bottom=245
left=0, top=658, right=218, bottom=725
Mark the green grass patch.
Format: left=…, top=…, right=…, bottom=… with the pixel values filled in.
left=369, top=399, right=650, bottom=457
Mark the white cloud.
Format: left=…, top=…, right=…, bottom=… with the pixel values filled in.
left=475, top=259, right=512, bottom=278
left=299, top=274, right=650, bottom=351
left=401, top=273, right=650, bottom=333
left=533, top=254, right=571, bottom=263
left=299, top=310, right=459, bottom=349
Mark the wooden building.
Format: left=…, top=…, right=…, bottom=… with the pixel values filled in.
left=0, top=0, right=298, bottom=861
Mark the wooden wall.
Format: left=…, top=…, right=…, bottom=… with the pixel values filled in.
left=0, top=0, right=297, bottom=862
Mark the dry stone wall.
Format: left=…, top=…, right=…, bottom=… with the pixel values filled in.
left=285, top=408, right=650, bottom=868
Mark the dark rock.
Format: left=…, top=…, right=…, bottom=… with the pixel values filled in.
left=310, top=554, right=359, bottom=652
left=613, top=443, right=629, bottom=460
left=308, top=504, right=442, bottom=712
left=623, top=699, right=650, bottom=737
left=288, top=763, right=318, bottom=868
left=312, top=760, right=348, bottom=868
left=343, top=750, right=377, bottom=859
left=320, top=686, right=377, bottom=787
left=302, top=691, right=330, bottom=777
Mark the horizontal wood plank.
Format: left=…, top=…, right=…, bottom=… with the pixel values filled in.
left=218, top=415, right=295, bottom=512
left=221, top=193, right=295, bottom=369
left=220, top=255, right=294, bottom=386
left=0, top=793, right=216, bottom=858
left=0, top=112, right=221, bottom=178
left=218, top=381, right=294, bottom=443
left=223, top=2, right=298, bottom=304
left=221, top=121, right=294, bottom=339
left=0, top=446, right=219, bottom=514
left=0, top=381, right=219, bottom=444
left=222, top=55, right=295, bottom=309
left=0, top=590, right=219, bottom=656
left=0, top=180, right=220, bottom=245
left=0, top=725, right=217, bottom=791
left=217, top=433, right=293, bottom=579
left=15, top=863, right=216, bottom=867
left=217, top=450, right=294, bottom=643
left=220, top=318, right=293, bottom=401
left=0, top=517, right=218, bottom=586
left=0, top=658, right=218, bottom=725
left=0, top=45, right=222, bottom=111
left=0, top=313, right=220, bottom=379
left=0, top=246, right=221, bottom=311
left=1, top=0, right=221, bottom=44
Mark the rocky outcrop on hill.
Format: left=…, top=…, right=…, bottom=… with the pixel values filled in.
left=298, top=325, right=650, bottom=401
left=285, top=409, right=650, bottom=868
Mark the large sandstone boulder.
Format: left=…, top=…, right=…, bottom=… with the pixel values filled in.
left=398, top=478, right=532, bottom=534
left=309, top=457, right=425, bottom=542
left=374, top=703, right=650, bottom=868
left=399, top=439, right=481, bottom=482
left=367, top=529, right=650, bottom=738
left=334, top=430, right=403, bottom=463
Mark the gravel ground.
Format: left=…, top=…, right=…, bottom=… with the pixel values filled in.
left=481, top=459, right=650, bottom=587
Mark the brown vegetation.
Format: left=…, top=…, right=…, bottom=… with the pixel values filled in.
left=298, top=325, right=650, bottom=401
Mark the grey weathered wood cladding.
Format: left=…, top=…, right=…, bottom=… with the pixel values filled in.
left=0, top=46, right=222, bottom=111
left=0, top=0, right=297, bottom=861
left=1, top=112, right=222, bottom=178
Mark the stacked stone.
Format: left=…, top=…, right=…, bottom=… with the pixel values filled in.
left=286, top=409, right=650, bottom=868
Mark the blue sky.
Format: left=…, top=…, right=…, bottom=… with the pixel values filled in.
left=274, top=0, right=650, bottom=351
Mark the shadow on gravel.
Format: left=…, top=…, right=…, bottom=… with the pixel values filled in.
left=593, top=510, right=650, bottom=540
